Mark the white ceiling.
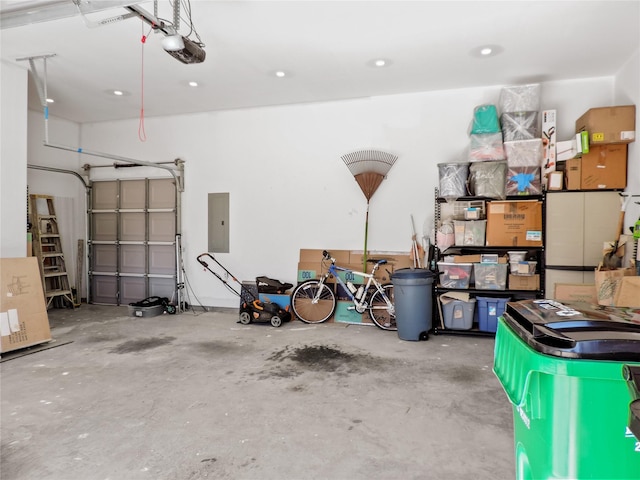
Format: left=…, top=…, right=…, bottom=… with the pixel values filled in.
left=2, top=0, right=639, bottom=124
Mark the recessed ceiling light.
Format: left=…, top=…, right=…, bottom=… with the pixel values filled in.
left=103, top=89, right=130, bottom=97
left=367, top=58, right=392, bottom=68
left=275, top=71, right=286, bottom=78
left=471, top=45, right=504, bottom=58
left=188, top=81, right=199, bottom=87
left=46, top=98, right=54, bottom=103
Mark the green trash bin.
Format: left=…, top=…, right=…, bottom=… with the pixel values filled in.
left=493, top=299, right=640, bottom=480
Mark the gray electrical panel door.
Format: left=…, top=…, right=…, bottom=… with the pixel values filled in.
left=208, top=193, right=229, bottom=253
left=89, top=178, right=177, bottom=305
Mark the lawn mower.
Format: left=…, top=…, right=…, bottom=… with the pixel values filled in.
left=196, top=253, right=292, bottom=327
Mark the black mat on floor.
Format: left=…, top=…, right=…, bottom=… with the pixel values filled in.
left=1, top=340, right=74, bottom=362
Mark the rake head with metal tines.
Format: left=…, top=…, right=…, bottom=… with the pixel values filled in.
left=341, top=150, right=398, bottom=176
left=341, top=150, right=398, bottom=201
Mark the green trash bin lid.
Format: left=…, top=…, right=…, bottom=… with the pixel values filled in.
left=503, top=299, right=640, bottom=361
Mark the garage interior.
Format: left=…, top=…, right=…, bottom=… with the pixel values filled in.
left=1, top=1, right=640, bottom=479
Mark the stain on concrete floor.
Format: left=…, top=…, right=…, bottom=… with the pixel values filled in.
left=110, top=336, right=176, bottom=354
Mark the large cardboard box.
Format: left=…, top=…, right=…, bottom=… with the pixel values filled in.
left=553, top=283, right=598, bottom=304
left=485, top=200, right=543, bottom=247
left=580, top=144, right=627, bottom=190
left=565, top=158, right=581, bottom=190
left=575, top=105, right=636, bottom=145
left=1, top=257, right=51, bottom=354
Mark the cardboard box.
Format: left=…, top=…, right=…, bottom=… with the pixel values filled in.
left=580, top=144, right=627, bottom=190
left=258, top=293, right=291, bottom=311
left=565, top=158, right=581, bottom=190
left=508, top=274, right=540, bottom=291
left=333, top=301, right=365, bottom=324
left=594, top=267, right=635, bottom=306
left=485, top=200, right=543, bottom=247
left=553, top=283, right=598, bottom=304
left=547, top=171, right=564, bottom=190
left=575, top=105, right=636, bottom=144
left=557, top=139, right=579, bottom=161
left=613, top=277, right=640, bottom=307
left=299, top=249, right=350, bottom=264
left=1, top=257, right=51, bottom=354
left=297, top=262, right=321, bottom=283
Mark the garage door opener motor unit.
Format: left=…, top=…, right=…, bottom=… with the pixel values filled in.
left=196, top=253, right=292, bottom=327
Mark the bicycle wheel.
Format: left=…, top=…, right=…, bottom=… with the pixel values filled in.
left=290, top=280, right=336, bottom=324
left=369, top=283, right=397, bottom=331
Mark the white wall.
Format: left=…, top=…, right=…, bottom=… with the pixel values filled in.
left=1, top=61, right=28, bottom=258
left=614, top=48, right=640, bottom=233
left=72, top=76, right=615, bottom=307
left=27, top=110, right=86, bottom=294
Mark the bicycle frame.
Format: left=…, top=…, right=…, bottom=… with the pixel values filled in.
left=316, top=258, right=392, bottom=313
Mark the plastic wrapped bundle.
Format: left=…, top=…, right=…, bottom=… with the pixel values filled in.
left=438, top=162, right=469, bottom=198
left=506, top=166, right=542, bottom=196
left=469, top=161, right=507, bottom=199
left=469, top=133, right=506, bottom=161
left=501, top=111, right=540, bottom=141
left=470, top=105, right=501, bottom=134
left=504, top=139, right=543, bottom=167
left=499, top=84, right=541, bottom=113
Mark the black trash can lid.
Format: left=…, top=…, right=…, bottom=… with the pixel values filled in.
left=391, top=268, right=435, bottom=280
left=503, top=300, right=640, bottom=361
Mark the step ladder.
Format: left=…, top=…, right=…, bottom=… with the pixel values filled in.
left=29, top=195, right=74, bottom=309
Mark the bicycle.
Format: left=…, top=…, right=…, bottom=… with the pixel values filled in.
left=290, top=250, right=396, bottom=330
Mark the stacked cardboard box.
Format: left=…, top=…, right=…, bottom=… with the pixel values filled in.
left=565, top=105, right=635, bottom=190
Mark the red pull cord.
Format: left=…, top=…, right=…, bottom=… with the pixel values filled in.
left=138, top=22, right=154, bottom=142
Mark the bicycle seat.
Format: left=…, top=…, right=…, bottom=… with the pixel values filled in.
left=376, top=259, right=387, bottom=265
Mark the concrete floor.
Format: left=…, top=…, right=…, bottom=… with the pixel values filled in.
left=1, top=305, right=515, bottom=480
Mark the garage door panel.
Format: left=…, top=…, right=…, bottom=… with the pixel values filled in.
left=149, top=277, right=175, bottom=299
left=120, top=245, right=146, bottom=274
left=92, top=213, right=118, bottom=241
left=149, top=245, right=175, bottom=275
left=149, top=179, right=176, bottom=209
left=120, top=212, right=146, bottom=241
left=120, top=180, right=146, bottom=209
left=120, top=276, right=147, bottom=304
left=92, top=181, right=118, bottom=209
left=93, top=244, right=117, bottom=271
left=149, top=212, right=175, bottom=241
left=91, top=275, right=118, bottom=304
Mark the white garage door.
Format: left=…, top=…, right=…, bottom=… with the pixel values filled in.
left=89, top=178, right=177, bottom=305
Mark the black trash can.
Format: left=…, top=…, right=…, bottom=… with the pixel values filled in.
left=391, top=268, right=434, bottom=341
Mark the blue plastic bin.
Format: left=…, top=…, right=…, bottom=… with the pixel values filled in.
left=476, top=296, right=510, bottom=332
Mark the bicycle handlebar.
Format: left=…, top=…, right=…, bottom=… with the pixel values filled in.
left=323, top=250, right=387, bottom=266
